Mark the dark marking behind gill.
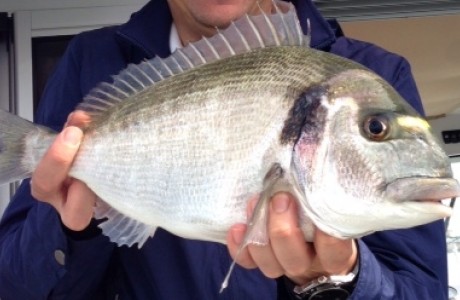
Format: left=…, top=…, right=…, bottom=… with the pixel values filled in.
left=280, top=84, right=328, bottom=145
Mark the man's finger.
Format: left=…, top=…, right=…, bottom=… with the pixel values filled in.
left=268, top=193, right=314, bottom=283
left=247, top=242, right=284, bottom=278
left=314, top=229, right=357, bottom=275
left=31, top=126, right=83, bottom=201
left=65, top=110, right=92, bottom=128
left=226, top=224, right=258, bottom=269
left=61, top=179, right=97, bottom=230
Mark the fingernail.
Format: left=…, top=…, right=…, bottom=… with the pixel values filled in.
left=272, top=194, right=290, bottom=213
left=62, top=127, right=82, bottom=147
left=232, top=225, right=245, bottom=245
left=65, top=113, right=74, bottom=126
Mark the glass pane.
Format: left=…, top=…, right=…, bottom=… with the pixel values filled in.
left=447, top=156, right=460, bottom=236
left=447, top=156, right=460, bottom=298
left=32, top=35, right=73, bottom=113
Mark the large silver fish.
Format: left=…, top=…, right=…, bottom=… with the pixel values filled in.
left=0, top=3, right=458, bottom=272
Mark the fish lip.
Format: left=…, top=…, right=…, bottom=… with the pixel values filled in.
left=385, top=177, right=460, bottom=203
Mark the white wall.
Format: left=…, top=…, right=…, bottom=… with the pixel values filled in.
left=9, top=2, right=149, bottom=125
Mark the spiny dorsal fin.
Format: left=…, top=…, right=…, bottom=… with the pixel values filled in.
left=77, top=2, right=308, bottom=116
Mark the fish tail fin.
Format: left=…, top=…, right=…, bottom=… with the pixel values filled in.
left=220, top=162, right=303, bottom=292
left=0, top=110, right=49, bottom=185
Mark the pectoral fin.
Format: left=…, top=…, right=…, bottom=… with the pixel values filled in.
left=95, top=199, right=157, bottom=248
left=220, top=162, right=303, bottom=292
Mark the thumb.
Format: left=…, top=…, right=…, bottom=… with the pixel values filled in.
left=31, top=126, right=83, bottom=201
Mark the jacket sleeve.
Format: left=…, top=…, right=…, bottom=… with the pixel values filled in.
left=353, top=221, right=448, bottom=299
left=0, top=36, right=115, bottom=300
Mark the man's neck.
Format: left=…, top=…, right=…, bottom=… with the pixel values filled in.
left=168, top=0, right=276, bottom=46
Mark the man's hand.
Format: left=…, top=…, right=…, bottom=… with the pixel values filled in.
left=226, top=192, right=358, bottom=285
left=31, top=111, right=96, bottom=231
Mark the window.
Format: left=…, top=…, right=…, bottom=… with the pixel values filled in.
left=447, top=156, right=460, bottom=297
left=447, top=156, right=460, bottom=237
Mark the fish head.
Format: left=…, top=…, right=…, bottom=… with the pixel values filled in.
left=293, top=69, right=460, bottom=239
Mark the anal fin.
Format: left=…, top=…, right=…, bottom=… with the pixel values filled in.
left=95, top=200, right=156, bottom=248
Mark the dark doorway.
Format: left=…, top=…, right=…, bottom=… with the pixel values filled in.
left=32, top=35, right=74, bottom=112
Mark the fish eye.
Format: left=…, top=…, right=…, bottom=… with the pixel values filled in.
left=363, top=115, right=389, bottom=141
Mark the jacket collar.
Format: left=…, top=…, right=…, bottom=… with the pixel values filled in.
left=116, top=0, right=337, bottom=60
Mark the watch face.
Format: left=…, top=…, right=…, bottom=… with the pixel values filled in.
left=310, top=287, right=350, bottom=300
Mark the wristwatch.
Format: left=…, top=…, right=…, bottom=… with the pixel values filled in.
left=292, top=260, right=359, bottom=300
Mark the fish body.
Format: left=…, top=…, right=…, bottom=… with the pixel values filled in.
left=71, top=46, right=357, bottom=244
left=1, top=4, right=458, bottom=250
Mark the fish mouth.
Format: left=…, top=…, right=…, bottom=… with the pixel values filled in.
left=386, top=177, right=460, bottom=203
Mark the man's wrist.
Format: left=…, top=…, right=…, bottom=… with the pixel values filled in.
left=290, top=258, right=359, bottom=300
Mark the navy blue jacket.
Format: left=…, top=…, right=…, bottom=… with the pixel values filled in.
left=0, top=0, right=448, bottom=299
